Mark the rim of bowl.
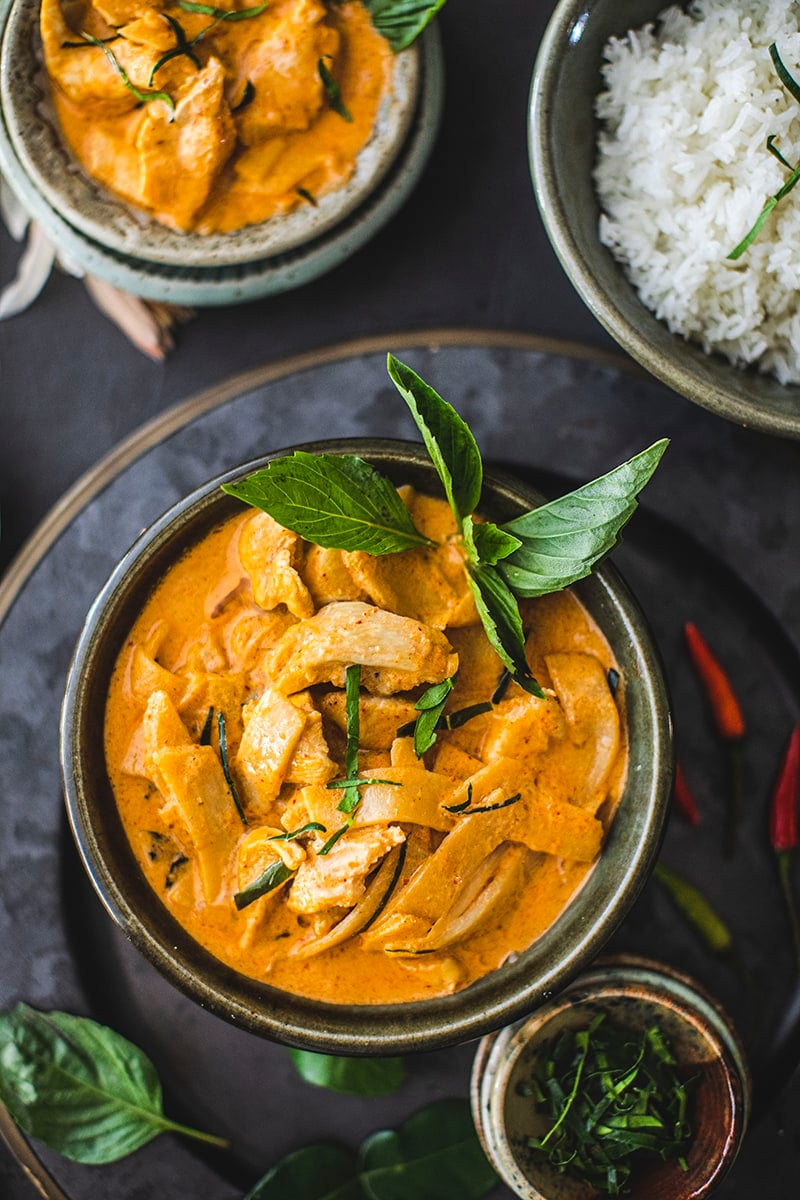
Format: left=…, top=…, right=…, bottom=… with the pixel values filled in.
left=471, top=955, right=751, bottom=1200
left=528, top=0, right=800, bottom=441
left=1, top=0, right=420, bottom=267
left=60, top=439, right=673, bottom=1055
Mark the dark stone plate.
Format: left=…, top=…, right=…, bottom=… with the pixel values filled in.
left=1, top=335, right=798, bottom=1198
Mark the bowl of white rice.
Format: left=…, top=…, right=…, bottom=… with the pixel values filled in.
left=530, top=0, right=800, bottom=439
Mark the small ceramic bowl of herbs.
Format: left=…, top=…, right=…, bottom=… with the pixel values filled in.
left=530, top=0, right=800, bottom=439
left=470, top=956, right=751, bottom=1200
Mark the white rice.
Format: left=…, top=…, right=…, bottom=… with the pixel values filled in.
left=594, top=0, right=800, bottom=384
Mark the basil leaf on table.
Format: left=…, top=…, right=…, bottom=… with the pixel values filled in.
left=0, top=1004, right=226, bottom=1163
left=358, top=1098, right=497, bottom=1200
left=387, top=354, right=482, bottom=524
left=222, top=452, right=434, bottom=554
left=498, top=440, right=668, bottom=597
left=243, top=1144, right=365, bottom=1200
left=466, top=562, right=543, bottom=698
left=363, top=0, right=448, bottom=52
left=288, top=1050, right=405, bottom=1096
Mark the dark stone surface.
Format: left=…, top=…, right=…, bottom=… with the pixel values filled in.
left=1, top=2, right=800, bottom=1198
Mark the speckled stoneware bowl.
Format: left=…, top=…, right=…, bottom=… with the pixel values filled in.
left=530, top=0, right=800, bottom=440
left=60, top=440, right=672, bottom=1055
left=1, top=0, right=422, bottom=268
left=471, top=956, right=751, bottom=1200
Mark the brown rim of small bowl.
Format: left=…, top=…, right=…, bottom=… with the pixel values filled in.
left=529, top=0, right=800, bottom=441
left=470, top=954, right=751, bottom=1200
left=60, top=439, right=673, bottom=1055
left=1, top=0, right=421, bottom=267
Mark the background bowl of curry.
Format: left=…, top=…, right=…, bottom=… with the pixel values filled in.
left=60, top=439, right=673, bottom=1055
left=0, top=0, right=434, bottom=271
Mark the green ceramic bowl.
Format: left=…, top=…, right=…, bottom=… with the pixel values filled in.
left=60, top=441, right=673, bottom=1055
left=471, top=956, right=751, bottom=1200
left=530, top=0, right=800, bottom=440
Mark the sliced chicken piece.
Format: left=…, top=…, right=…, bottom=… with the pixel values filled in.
left=302, top=545, right=366, bottom=607
left=223, top=0, right=338, bottom=145
left=149, top=744, right=240, bottom=903
left=432, top=742, right=484, bottom=782
left=220, top=604, right=298, bottom=680
left=319, top=692, right=416, bottom=750
left=389, top=737, right=418, bottom=769
left=287, top=825, right=406, bottom=915
left=178, top=670, right=246, bottom=746
left=234, top=687, right=307, bottom=817
left=95, top=0, right=165, bottom=25
left=545, top=653, right=621, bottom=813
left=40, top=0, right=139, bottom=111
left=264, top=601, right=458, bottom=696
left=403, top=489, right=479, bottom=627
left=238, top=511, right=314, bottom=619
left=343, top=547, right=462, bottom=631
left=135, top=58, right=236, bottom=230
left=284, top=696, right=338, bottom=785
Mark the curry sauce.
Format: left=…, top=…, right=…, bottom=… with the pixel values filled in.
left=40, top=0, right=394, bottom=232
left=104, top=493, right=627, bottom=1004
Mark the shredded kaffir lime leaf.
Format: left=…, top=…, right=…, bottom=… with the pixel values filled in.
left=524, top=1013, right=693, bottom=1195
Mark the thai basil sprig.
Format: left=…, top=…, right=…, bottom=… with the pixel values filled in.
left=223, top=355, right=667, bottom=696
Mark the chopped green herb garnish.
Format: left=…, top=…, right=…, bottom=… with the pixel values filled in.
left=216, top=710, right=247, bottom=825
left=318, top=823, right=351, bottom=856
left=62, top=34, right=120, bottom=47
left=339, top=663, right=362, bottom=814
left=178, top=0, right=267, bottom=17
left=318, top=56, right=353, bottom=121
left=198, top=705, right=214, bottom=746
left=232, top=79, right=256, bottom=112
left=296, top=186, right=318, bottom=206
left=526, top=1012, right=693, bottom=1195
left=234, top=859, right=295, bottom=910
left=326, top=777, right=402, bottom=789
left=491, top=668, right=512, bottom=704
left=77, top=31, right=175, bottom=117
left=406, top=675, right=456, bottom=755
left=164, top=853, right=189, bottom=889
left=149, top=14, right=200, bottom=85
left=728, top=43, right=800, bottom=259
left=268, top=822, right=327, bottom=841
left=443, top=791, right=521, bottom=815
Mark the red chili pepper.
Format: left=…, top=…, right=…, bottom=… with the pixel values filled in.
left=770, top=723, right=800, bottom=853
left=770, top=723, right=800, bottom=971
left=684, top=622, right=746, bottom=855
left=684, top=623, right=746, bottom=740
left=673, top=761, right=701, bottom=826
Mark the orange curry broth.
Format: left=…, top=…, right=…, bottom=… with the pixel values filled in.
left=104, top=504, right=628, bottom=1005
left=40, top=0, right=393, bottom=232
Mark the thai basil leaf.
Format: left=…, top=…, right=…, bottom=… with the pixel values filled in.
left=462, top=516, right=521, bottom=566
left=222, top=452, right=433, bottom=554
left=499, top=440, right=668, bottom=597
left=319, top=57, right=353, bottom=122
left=409, top=675, right=455, bottom=755
left=234, top=860, right=295, bottom=910
left=358, top=1098, right=497, bottom=1200
left=244, top=1144, right=365, bottom=1200
left=466, top=563, right=543, bottom=697
left=363, top=0, right=448, bottom=52
left=387, top=355, right=482, bottom=524
left=0, top=1005, right=226, bottom=1164
left=288, top=1051, right=404, bottom=1096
